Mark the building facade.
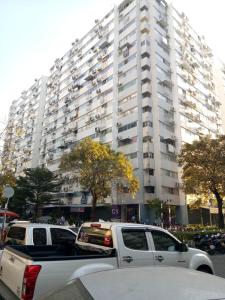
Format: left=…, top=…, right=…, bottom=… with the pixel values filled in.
left=2, top=0, right=223, bottom=223
left=2, top=77, right=48, bottom=175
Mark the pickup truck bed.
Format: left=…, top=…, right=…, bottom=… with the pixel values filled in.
left=5, top=244, right=116, bottom=261
left=0, top=245, right=117, bottom=299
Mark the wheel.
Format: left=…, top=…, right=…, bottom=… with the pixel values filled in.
left=197, top=266, right=213, bottom=274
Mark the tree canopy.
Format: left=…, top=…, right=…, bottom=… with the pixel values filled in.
left=15, top=167, right=62, bottom=221
left=178, top=135, right=225, bottom=228
left=60, top=138, right=139, bottom=220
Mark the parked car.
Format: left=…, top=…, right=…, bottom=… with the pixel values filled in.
left=0, top=222, right=214, bottom=300
left=42, top=266, right=225, bottom=300
left=4, top=223, right=77, bottom=246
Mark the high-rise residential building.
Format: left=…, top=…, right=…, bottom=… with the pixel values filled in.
left=213, top=59, right=225, bottom=133
left=2, top=0, right=223, bottom=223
left=2, top=77, right=48, bottom=175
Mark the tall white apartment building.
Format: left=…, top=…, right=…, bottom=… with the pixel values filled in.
left=2, top=77, right=48, bottom=175
left=3, top=0, right=223, bottom=223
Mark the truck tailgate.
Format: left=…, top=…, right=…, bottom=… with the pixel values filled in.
left=0, top=247, right=32, bottom=298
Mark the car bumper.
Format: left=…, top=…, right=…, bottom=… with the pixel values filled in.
left=0, top=280, right=18, bottom=300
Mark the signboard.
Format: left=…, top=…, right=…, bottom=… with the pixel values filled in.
left=112, top=205, right=121, bottom=219
left=3, top=186, right=14, bottom=199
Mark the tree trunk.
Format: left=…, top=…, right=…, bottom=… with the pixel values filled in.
left=213, top=189, right=224, bottom=229
left=91, top=194, right=97, bottom=221
left=33, top=204, right=38, bottom=223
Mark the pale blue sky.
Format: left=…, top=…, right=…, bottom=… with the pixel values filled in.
left=0, top=0, right=224, bottom=131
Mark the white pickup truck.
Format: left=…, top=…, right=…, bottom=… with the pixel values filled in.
left=0, top=222, right=214, bottom=300
left=4, top=223, right=77, bottom=246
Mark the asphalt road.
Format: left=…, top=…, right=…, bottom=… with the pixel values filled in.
left=211, top=255, right=225, bottom=278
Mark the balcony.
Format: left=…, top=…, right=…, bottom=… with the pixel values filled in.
left=140, top=21, right=150, bottom=34
left=141, top=70, right=151, bottom=81
left=141, top=57, right=150, bottom=69
left=140, top=9, right=149, bottom=22
left=142, top=82, right=151, bottom=94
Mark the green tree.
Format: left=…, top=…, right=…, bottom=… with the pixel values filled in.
left=15, top=167, right=62, bottom=221
left=178, top=135, right=225, bottom=229
left=147, top=198, right=162, bottom=221
left=60, top=138, right=139, bottom=221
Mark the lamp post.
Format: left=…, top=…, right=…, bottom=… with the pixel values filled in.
left=1, top=185, right=14, bottom=240
left=160, top=201, right=164, bottom=228
left=167, top=200, right=172, bottom=230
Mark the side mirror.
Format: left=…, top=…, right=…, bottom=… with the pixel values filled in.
left=176, top=243, right=188, bottom=252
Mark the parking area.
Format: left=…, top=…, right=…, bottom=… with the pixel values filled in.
left=211, top=255, right=225, bottom=278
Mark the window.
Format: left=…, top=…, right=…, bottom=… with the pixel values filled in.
left=119, top=18, right=136, bottom=34
left=151, top=230, right=179, bottom=251
left=142, top=106, right=152, bottom=113
left=50, top=228, right=76, bottom=244
left=118, top=79, right=137, bottom=92
left=143, top=120, right=153, bottom=127
left=7, top=226, right=26, bottom=241
left=118, top=121, right=137, bottom=133
left=145, top=186, right=155, bottom=193
left=78, top=226, right=113, bottom=247
left=143, top=152, right=154, bottom=158
left=122, top=229, right=148, bottom=250
left=143, top=135, right=152, bottom=142
left=149, top=168, right=154, bottom=175
left=33, top=228, right=47, bottom=245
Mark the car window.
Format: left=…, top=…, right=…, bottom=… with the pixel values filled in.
left=50, top=228, right=75, bottom=244
left=7, top=226, right=26, bottom=241
left=78, top=226, right=113, bottom=248
left=151, top=230, right=178, bottom=251
left=33, top=228, right=47, bottom=245
left=122, top=229, right=148, bottom=251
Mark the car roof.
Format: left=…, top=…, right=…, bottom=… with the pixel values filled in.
left=81, top=266, right=225, bottom=300
left=44, top=266, right=225, bottom=300
left=82, top=222, right=164, bottom=231
left=11, top=223, right=75, bottom=231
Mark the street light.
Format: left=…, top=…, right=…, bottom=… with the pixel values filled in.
left=1, top=185, right=14, bottom=240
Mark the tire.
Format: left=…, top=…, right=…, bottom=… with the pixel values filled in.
left=197, top=265, right=213, bottom=274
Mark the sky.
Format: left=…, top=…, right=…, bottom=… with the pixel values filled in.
left=0, top=0, right=225, bottom=134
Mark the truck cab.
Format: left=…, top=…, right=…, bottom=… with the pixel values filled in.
left=77, top=222, right=214, bottom=273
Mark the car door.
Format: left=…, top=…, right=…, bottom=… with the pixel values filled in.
left=150, top=229, right=188, bottom=268
left=116, top=227, right=154, bottom=268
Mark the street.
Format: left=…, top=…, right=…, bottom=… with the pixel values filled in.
left=211, top=255, right=225, bottom=278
